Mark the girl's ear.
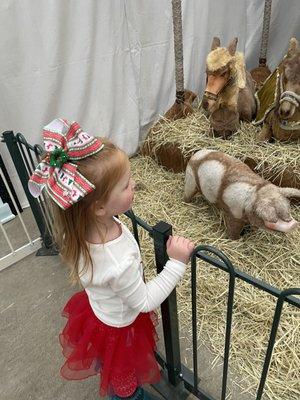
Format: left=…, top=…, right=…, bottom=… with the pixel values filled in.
left=94, top=201, right=106, bottom=217
left=95, top=207, right=106, bottom=217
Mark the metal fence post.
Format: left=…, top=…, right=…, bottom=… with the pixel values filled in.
left=152, top=221, right=182, bottom=386
left=256, top=287, right=300, bottom=400
left=2, top=131, right=53, bottom=250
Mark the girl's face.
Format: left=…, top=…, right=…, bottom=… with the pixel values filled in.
left=103, top=163, right=135, bottom=217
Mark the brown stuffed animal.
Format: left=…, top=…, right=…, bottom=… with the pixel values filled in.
left=255, top=38, right=300, bottom=142
left=202, top=37, right=256, bottom=138
left=184, top=149, right=300, bottom=239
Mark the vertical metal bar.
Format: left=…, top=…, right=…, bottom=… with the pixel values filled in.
left=26, top=146, right=37, bottom=172
left=39, top=193, right=54, bottom=238
left=256, top=288, right=300, bottom=400
left=0, top=154, right=22, bottom=215
left=17, top=139, right=32, bottom=176
left=0, top=167, right=33, bottom=243
left=2, top=131, right=48, bottom=244
left=21, top=138, right=53, bottom=242
left=193, top=246, right=236, bottom=400
left=191, top=253, right=198, bottom=391
left=152, top=221, right=181, bottom=386
left=33, top=144, right=44, bottom=163
left=0, top=223, right=14, bottom=253
left=126, top=209, right=140, bottom=247
left=220, top=259, right=235, bottom=400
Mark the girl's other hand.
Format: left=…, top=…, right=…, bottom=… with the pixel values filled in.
left=166, top=235, right=195, bottom=265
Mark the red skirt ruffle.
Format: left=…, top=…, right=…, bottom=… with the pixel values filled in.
left=59, top=291, right=161, bottom=397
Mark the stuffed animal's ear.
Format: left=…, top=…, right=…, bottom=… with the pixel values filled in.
left=287, top=37, right=299, bottom=58
left=280, top=187, right=300, bottom=198
left=211, top=37, right=220, bottom=51
left=228, top=37, right=238, bottom=56
left=234, top=53, right=246, bottom=89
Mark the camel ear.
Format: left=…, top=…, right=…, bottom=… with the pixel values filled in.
left=211, top=37, right=220, bottom=51
left=228, top=37, right=238, bottom=56
left=280, top=187, right=300, bottom=198
left=287, top=37, right=299, bottom=57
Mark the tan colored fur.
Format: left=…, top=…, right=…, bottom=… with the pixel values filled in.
left=203, top=37, right=256, bottom=136
left=184, top=149, right=300, bottom=239
left=206, top=48, right=232, bottom=72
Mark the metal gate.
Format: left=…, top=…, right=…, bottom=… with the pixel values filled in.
left=124, top=212, right=300, bottom=400
left=1, top=131, right=57, bottom=257
left=0, top=157, right=41, bottom=271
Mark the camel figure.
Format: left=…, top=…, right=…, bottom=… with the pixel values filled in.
left=202, top=37, right=257, bottom=138
left=255, top=37, right=300, bottom=142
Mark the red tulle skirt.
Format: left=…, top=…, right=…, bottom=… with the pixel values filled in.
left=59, top=291, right=161, bottom=397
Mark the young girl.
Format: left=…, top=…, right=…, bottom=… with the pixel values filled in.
left=28, top=118, right=194, bottom=400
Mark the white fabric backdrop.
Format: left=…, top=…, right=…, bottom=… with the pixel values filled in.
left=1, top=0, right=299, bottom=206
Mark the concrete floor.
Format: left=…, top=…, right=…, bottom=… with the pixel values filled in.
left=0, top=207, right=40, bottom=259
left=0, top=210, right=254, bottom=400
left=0, top=209, right=164, bottom=400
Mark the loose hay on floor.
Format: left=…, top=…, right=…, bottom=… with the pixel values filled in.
left=142, top=109, right=300, bottom=188
left=122, top=154, right=300, bottom=400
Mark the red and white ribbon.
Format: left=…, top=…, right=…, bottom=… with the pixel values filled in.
left=28, top=118, right=104, bottom=209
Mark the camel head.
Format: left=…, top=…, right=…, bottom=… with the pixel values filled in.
left=202, top=37, right=246, bottom=113
left=278, top=38, right=300, bottom=121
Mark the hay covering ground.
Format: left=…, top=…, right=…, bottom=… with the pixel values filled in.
left=144, top=108, right=300, bottom=186
left=121, top=154, right=300, bottom=400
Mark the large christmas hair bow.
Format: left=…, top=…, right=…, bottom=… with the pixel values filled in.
left=28, top=118, right=104, bottom=209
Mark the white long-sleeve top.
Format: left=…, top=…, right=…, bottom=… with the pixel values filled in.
left=79, top=218, right=186, bottom=327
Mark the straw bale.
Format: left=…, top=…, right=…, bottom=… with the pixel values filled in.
left=141, top=109, right=300, bottom=189
left=121, top=154, right=300, bottom=400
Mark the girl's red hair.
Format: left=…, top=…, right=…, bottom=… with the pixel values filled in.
left=49, top=138, right=128, bottom=284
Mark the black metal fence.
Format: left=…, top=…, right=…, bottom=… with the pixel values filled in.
left=189, top=247, right=300, bottom=400
left=2, top=131, right=57, bottom=255
left=2, top=130, right=300, bottom=400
